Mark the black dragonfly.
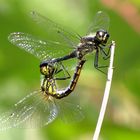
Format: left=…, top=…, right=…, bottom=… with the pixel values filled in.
left=8, top=11, right=111, bottom=74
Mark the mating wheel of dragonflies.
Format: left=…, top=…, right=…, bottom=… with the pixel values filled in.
left=0, top=11, right=112, bottom=130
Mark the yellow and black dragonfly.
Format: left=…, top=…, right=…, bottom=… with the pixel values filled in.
left=0, top=57, right=85, bottom=131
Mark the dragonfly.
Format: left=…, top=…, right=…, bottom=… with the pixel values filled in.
left=8, top=10, right=111, bottom=74
left=2, top=10, right=110, bottom=130
left=0, top=59, right=85, bottom=131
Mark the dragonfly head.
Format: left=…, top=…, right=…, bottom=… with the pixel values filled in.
left=40, top=61, right=55, bottom=77
left=95, top=30, right=109, bottom=45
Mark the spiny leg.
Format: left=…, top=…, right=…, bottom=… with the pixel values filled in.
left=55, top=62, right=71, bottom=80
left=99, top=44, right=111, bottom=60
left=94, top=49, right=108, bottom=75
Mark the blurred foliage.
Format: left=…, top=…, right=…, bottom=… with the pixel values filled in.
left=0, top=0, right=140, bottom=140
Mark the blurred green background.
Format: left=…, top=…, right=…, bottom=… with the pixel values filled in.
left=0, top=0, right=140, bottom=140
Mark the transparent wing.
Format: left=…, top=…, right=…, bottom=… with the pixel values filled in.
left=55, top=93, right=84, bottom=123
left=87, top=11, right=110, bottom=34
left=31, top=11, right=80, bottom=47
left=0, top=90, right=58, bottom=131
left=8, top=32, right=73, bottom=61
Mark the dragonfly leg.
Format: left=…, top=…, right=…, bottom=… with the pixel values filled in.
left=94, top=49, right=108, bottom=75
left=54, top=60, right=86, bottom=99
left=55, top=62, right=71, bottom=80
left=55, top=69, right=63, bottom=74
left=100, top=44, right=111, bottom=60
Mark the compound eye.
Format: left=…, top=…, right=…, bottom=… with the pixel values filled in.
left=103, top=33, right=109, bottom=43
left=97, top=31, right=104, bottom=40
left=40, top=66, right=47, bottom=75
